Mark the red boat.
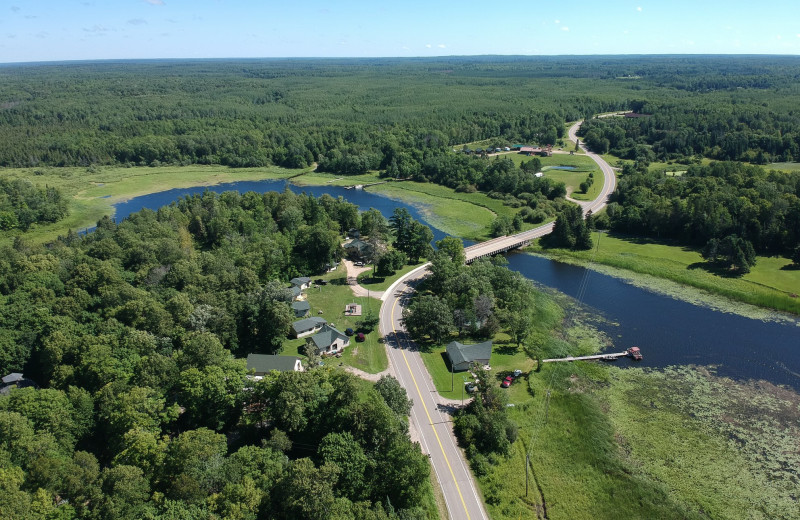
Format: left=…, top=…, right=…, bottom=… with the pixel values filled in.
left=627, top=346, right=643, bottom=361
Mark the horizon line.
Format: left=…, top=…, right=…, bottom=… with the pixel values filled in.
left=2, top=52, right=800, bottom=67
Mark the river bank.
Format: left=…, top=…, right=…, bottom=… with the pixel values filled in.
left=526, top=232, right=800, bottom=316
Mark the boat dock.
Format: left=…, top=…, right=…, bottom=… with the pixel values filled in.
left=542, top=351, right=630, bottom=363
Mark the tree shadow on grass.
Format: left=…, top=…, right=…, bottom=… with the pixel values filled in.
left=329, top=276, right=349, bottom=286
left=687, top=261, right=746, bottom=278
left=494, top=343, right=520, bottom=355
left=780, top=263, right=800, bottom=271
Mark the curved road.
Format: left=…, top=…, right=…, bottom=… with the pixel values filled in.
left=379, top=120, right=615, bottom=520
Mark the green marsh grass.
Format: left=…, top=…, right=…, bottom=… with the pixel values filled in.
left=528, top=232, right=800, bottom=315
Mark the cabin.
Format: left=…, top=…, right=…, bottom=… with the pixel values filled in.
left=291, top=316, right=327, bottom=338
left=343, top=238, right=372, bottom=261
left=308, top=324, right=350, bottom=355
left=519, top=145, right=553, bottom=157
left=446, top=340, right=493, bottom=371
left=0, top=373, right=39, bottom=395
left=246, top=354, right=303, bottom=380
left=291, top=300, right=311, bottom=318
left=290, top=286, right=303, bottom=301
left=290, top=277, right=312, bottom=290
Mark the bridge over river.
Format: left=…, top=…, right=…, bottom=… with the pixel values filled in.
left=465, top=122, right=616, bottom=263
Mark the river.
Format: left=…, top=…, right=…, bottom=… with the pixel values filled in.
left=111, top=179, right=800, bottom=391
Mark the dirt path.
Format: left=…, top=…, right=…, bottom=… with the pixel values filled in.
left=342, top=259, right=384, bottom=299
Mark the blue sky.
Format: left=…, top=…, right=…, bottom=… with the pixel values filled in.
left=2, top=0, right=799, bottom=63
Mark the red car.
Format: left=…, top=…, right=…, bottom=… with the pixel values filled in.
left=501, top=375, right=513, bottom=388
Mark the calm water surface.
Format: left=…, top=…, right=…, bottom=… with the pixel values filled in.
left=113, top=179, right=800, bottom=390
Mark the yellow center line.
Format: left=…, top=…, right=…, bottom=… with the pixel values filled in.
left=391, top=295, right=471, bottom=520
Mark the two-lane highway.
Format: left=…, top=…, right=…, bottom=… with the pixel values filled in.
left=380, top=120, right=615, bottom=519
left=380, top=266, right=487, bottom=520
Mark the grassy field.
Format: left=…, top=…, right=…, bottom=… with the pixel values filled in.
left=768, top=162, right=800, bottom=172
left=356, top=261, right=427, bottom=292
left=0, top=164, right=300, bottom=246
left=455, top=322, right=800, bottom=519
left=290, top=170, right=383, bottom=187
left=529, top=231, right=800, bottom=315
left=418, top=332, right=536, bottom=402
left=499, top=152, right=603, bottom=200
left=281, top=264, right=388, bottom=374
left=369, top=181, right=511, bottom=240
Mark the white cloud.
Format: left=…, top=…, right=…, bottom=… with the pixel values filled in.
left=554, top=19, right=560, bottom=24
left=637, top=6, right=642, bottom=12
left=143, top=0, right=165, bottom=5
left=437, top=44, right=446, bottom=48
left=561, top=26, right=569, bottom=31
left=797, top=33, right=800, bottom=38
left=425, top=44, right=432, bottom=48
left=128, top=18, right=147, bottom=25
left=83, top=25, right=108, bottom=33
left=11, top=5, right=20, bottom=12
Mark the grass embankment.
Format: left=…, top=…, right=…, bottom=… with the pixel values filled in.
left=528, top=231, right=800, bottom=315
left=369, top=181, right=510, bottom=240
left=0, top=164, right=300, bottom=246
left=281, top=263, right=387, bottom=374
left=357, top=261, right=427, bottom=293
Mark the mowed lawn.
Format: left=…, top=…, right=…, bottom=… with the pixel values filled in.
left=282, top=264, right=388, bottom=374
left=419, top=333, right=535, bottom=402
left=357, top=261, right=428, bottom=292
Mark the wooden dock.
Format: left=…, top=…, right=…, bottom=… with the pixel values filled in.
left=542, top=351, right=629, bottom=363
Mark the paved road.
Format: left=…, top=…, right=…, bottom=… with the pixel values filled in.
left=379, top=120, right=616, bottom=520
left=380, top=266, right=487, bottom=520
left=464, top=120, right=616, bottom=262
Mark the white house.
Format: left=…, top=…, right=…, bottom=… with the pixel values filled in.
left=290, top=277, right=312, bottom=290
left=308, top=325, right=350, bottom=355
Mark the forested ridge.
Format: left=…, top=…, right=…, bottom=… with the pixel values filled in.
left=3, top=56, right=800, bottom=172
left=0, top=190, right=435, bottom=519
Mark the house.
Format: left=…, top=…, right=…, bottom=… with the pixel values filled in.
left=534, top=172, right=544, bottom=178
left=291, top=300, right=311, bottom=318
left=446, top=340, right=493, bottom=371
left=290, top=277, right=312, bottom=290
left=308, top=324, right=350, bottom=355
left=343, top=238, right=372, bottom=260
left=246, top=354, right=303, bottom=380
left=519, top=145, right=552, bottom=157
left=290, top=286, right=303, bottom=301
left=0, top=373, right=38, bottom=395
left=291, top=317, right=327, bottom=338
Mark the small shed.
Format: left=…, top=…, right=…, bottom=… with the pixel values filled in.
left=446, top=341, right=493, bottom=371
left=246, top=354, right=303, bottom=380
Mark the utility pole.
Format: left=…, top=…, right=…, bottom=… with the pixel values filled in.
left=544, top=389, right=551, bottom=423
left=525, top=453, right=530, bottom=497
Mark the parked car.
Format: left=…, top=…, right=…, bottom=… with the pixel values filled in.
left=355, top=332, right=366, bottom=342
left=501, top=375, right=513, bottom=388
left=513, top=369, right=522, bottom=378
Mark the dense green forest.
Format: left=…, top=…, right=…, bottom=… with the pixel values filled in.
left=2, top=56, right=800, bottom=172
left=0, top=190, right=437, bottom=519
left=602, top=161, right=800, bottom=269
left=0, top=178, right=68, bottom=231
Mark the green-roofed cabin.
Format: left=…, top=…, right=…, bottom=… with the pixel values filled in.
left=308, top=325, right=350, bottom=355
left=246, top=354, right=304, bottom=380
left=446, top=341, right=492, bottom=371
left=291, top=317, right=327, bottom=338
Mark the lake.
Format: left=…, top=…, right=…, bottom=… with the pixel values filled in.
left=113, top=179, right=800, bottom=390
